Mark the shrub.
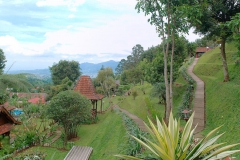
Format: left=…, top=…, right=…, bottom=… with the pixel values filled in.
left=178, top=57, right=196, bottom=117
left=116, top=112, right=240, bottom=159
left=47, top=90, right=92, bottom=143
left=120, top=113, right=147, bottom=156
left=132, top=90, right=138, bottom=100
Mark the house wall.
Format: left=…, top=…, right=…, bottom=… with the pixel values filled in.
left=0, top=113, right=10, bottom=125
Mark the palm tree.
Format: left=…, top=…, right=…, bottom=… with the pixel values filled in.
left=0, top=74, right=33, bottom=92
left=0, top=74, right=33, bottom=104
left=115, top=112, right=240, bottom=160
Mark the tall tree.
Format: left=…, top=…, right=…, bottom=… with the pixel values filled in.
left=131, top=44, right=144, bottom=65
left=0, top=74, right=32, bottom=93
left=46, top=77, right=73, bottom=100
left=189, top=0, right=240, bottom=82
left=0, top=49, right=7, bottom=75
left=125, top=44, right=144, bottom=69
left=227, top=13, right=240, bottom=60
left=187, top=42, right=197, bottom=57
left=140, top=46, right=158, bottom=62
left=115, top=59, right=126, bottom=75
left=49, top=60, right=81, bottom=85
left=0, top=74, right=33, bottom=104
left=136, top=0, right=189, bottom=123
left=124, top=67, right=144, bottom=85
left=96, top=67, right=115, bottom=97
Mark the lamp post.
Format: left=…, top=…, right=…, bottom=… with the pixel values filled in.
left=182, top=109, right=191, bottom=122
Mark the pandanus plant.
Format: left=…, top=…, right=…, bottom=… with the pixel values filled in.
left=115, top=112, right=240, bottom=160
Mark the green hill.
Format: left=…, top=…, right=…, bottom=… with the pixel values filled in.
left=193, top=43, right=240, bottom=157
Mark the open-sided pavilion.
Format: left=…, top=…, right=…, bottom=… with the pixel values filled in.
left=74, top=75, right=104, bottom=117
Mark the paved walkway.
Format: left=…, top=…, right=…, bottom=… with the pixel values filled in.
left=114, top=58, right=205, bottom=137
left=113, top=104, right=148, bottom=132
left=187, top=58, right=205, bottom=138
left=44, top=130, right=62, bottom=146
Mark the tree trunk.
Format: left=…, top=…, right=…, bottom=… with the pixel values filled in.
left=164, top=1, right=171, bottom=125
left=169, top=18, right=175, bottom=111
left=162, top=95, right=166, bottom=121
left=220, top=39, right=230, bottom=82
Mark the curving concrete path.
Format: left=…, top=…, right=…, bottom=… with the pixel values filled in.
left=187, top=58, right=205, bottom=138
left=113, top=104, right=148, bottom=132
left=115, top=58, right=205, bottom=137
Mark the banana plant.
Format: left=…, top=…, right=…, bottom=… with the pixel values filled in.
left=115, top=112, right=240, bottom=160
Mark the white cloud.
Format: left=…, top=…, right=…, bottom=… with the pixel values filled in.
left=0, top=14, right=160, bottom=61
left=0, top=35, right=44, bottom=56
left=68, top=14, right=75, bottom=18
left=1, top=0, right=201, bottom=70
left=96, top=0, right=137, bottom=10
left=36, top=0, right=86, bottom=11
left=184, top=28, right=201, bottom=42
left=97, top=0, right=136, bottom=6
left=0, top=14, right=200, bottom=65
left=38, top=14, right=160, bottom=59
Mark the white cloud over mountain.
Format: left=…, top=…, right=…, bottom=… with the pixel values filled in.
left=0, top=0, right=200, bottom=70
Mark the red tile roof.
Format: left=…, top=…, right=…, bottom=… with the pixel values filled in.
left=28, top=97, right=46, bottom=104
left=196, top=47, right=211, bottom=53
left=6, top=106, right=16, bottom=111
left=3, top=102, right=9, bottom=107
left=0, top=123, right=13, bottom=135
left=74, top=76, right=104, bottom=100
left=0, top=106, right=21, bottom=125
left=10, top=92, right=47, bottom=99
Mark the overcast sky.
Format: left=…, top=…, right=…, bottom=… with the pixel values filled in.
left=0, top=0, right=200, bottom=71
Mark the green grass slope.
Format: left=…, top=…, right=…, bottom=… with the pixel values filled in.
left=117, top=78, right=187, bottom=123
left=193, top=43, right=240, bottom=157
left=15, top=110, right=127, bottom=160
left=76, top=110, right=127, bottom=160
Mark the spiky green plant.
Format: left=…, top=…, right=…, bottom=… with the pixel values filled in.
left=115, top=112, right=240, bottom=160
left=0, top=74, right=32, bottom=93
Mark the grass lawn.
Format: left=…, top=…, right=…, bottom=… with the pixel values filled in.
left=96, top=97, right=111, bottom=112
left=76, top=110, right=127, bottom=160
left=14, top=109, right=127, bottom=160
left=116, top=82, right=163, bottom=123
left=194, top=43, right=240, bottom=158
left=116, top=80, right=188, bottom=123
left=14, top=146, right=68, bottom=160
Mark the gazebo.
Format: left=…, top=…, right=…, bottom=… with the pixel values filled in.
left=74, top=75, right=104, bottom=117
left=0, top=105, right=21, bottom=136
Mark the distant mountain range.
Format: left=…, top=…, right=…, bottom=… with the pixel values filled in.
left=80, top=60, right=119, bottom=77
left=8, top=60, right=119, bottom=78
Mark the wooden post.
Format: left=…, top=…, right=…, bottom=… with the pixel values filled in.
left=95, top=100, right=97, bottom=115
left=91, top=100, right=94, bottom=109
left=101, top=99, right=103, bottom=113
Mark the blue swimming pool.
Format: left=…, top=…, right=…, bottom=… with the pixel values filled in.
left=13, top=109, right=24, bottom=116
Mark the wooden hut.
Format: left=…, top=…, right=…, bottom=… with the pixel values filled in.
left=74, top=76, right=104, bottom=117
left=0, top=105, right=21, bottom=136
left=195, top=47, right=211, bottom=58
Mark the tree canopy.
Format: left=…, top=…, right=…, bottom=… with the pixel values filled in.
left=47, top=90, right=92, bottom=141
left=49, top=60, right=81, bottom=85
left=0, top=74, right=33, bottom=93
left=188, top=0, right=240, bottom=81
left=95, top=67, right=115, bottom=97
left=0, top=49, right=7, bottom=75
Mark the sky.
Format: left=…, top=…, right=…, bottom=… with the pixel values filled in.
left=0, top=0, right=201, bottom=71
